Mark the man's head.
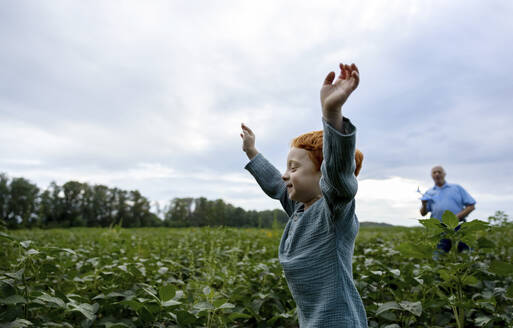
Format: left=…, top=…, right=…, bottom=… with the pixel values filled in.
left=281, top=130, right=363, bottom=205
left=431, top=166, right=446, bottom=187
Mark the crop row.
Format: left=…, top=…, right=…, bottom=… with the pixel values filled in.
left=1, top=215, right=512, bottom=327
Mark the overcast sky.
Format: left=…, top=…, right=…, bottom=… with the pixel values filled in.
left=1, top=1, right=512, bottom=226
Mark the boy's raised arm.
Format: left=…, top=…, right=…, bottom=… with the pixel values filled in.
left=240, top=123, right=259, bottom=160
left=241, top=123, right=296, bottom=216
left=319, top=63, right=360, bottom=213
left=321, top=63, right=359, bottom=133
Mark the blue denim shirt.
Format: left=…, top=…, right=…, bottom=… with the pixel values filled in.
left=245, top=117, right=367, bottom=328
left=421, top=183, right=476, bottom=221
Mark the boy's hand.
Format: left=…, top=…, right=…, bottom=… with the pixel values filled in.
left=240, top=123, right=258, bottom=160
left=321, top=63, right=359, bottom=130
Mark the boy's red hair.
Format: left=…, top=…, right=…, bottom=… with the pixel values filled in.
left=291, top=130, right=363, bottom=177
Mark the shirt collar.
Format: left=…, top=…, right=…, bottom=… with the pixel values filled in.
left=434, top=182, right=449, bottom=190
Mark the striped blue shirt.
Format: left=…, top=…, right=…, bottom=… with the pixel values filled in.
left=245, top=117, right=367, bottom=327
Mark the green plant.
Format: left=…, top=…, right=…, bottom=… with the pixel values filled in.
left=394, top=211, right=513, bottom=327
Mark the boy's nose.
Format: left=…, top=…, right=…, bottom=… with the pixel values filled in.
left=282, top=172, right=289, bottom=181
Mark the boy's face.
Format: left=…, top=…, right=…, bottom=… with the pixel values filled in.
left=282, top=147, right=322, bottom=204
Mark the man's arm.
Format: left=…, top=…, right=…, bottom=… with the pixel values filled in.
left=457, top=185, right=476, bottom=221
left=420, top=200, right=429, bottom=216
left=456, top=204, right=475, bottom=221
left=419, top=191, right=433, bottom=217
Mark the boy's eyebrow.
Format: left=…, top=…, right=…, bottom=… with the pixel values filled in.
left=287, top=160, right=300, bottom=166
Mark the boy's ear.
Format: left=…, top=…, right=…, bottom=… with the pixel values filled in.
left=355, top=150, right=363, bottom=177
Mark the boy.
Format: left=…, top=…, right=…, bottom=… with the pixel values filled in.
left=240, top=63, right=367, bottom=327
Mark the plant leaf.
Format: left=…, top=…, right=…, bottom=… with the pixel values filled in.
left=419, top=218, right=444, bottom=233
left=475, top=315, right=492, bottom=327
left=37, top=293, right=66, bottom=308
left=102, top=322, right=133, bottom=328
left=477, top=237, right=495, bottom=249
left=2, top=319, right=33, bottom=328
left=26, top=249, right=40, bottom=256
left=396, top=243, right=430, bottom=259
left=507, top=284, right=513, bottom=298
left=459, top=220, right=488, bottom=234
left=228, top=312, right=252, bottom=321
left=218, top=302, right=235, bottom=310
left=67, top=302, right=98, bottom=321
left=176, top=310, right=198, bottom=325
left=119, top=300, right=143, bottom=311
left=462, top=275, right=479, bottom=286
left=489, top=261, right=513, bottom=276
left=5, top=269, right=24, bottom=281
left=159, top=285, right=175, bottom=302
left=194, top=301, right=214, bottom=311
left=213, top=298, right=229, bottom=308
left=0, top=294, right=26, bottom=305
left=399, top=301, right=422, bottom=317
left=376, top=301, right=401, bottom=316
left=141, top=287, right=159, bottom=302
left=0, top=231, right=18, bottom=241
left=442, top=211, right=459, bottom=229
left=20, top=240, right=33, bottom=249
left=161, top=299, right=181, bottom=307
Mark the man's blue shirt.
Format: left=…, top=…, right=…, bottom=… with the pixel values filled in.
left=421, top=182, right=476, bottom=221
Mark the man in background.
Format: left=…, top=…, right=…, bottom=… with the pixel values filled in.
left=420, top=166, right=476, bottom=252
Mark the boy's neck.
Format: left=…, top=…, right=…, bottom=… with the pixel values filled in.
left=304, top=194, right=322, bottom=210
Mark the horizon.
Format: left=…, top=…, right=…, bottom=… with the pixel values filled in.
left=0, top=170, right=507, bottom=227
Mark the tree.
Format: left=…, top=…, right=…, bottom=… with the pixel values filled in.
left=62, top=181, right=86, bottom=226
left=38, top=182, right=65, bottom=227
left=190, top=197, right=207, bottom=226
left=164, top=197, right=194, bottom=227
left=91, top=184, right=111, bottom=227
left=112, top=188, right=128, bottom=227
left=130, top=190, right=154, bottom=227
left=7, top=177, right=40, bottom=228
left=0, top=173, right=10, bottom=226
left=211, top=199, right=227, bottom=226
left=0, top=172, right=288, bottom=229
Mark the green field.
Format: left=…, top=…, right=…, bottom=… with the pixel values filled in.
left=1, top=215, right=512, bottom=327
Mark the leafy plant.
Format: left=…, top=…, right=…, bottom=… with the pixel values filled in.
left=393, top=211, right=513, bottom=327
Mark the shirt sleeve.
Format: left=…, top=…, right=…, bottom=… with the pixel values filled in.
left=320, top=117, right=358, bottom=216
left=245, top=153, right=296, bottom=216
left=458, top=185, right=476, bottom=206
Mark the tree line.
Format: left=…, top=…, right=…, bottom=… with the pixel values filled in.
left=0, top=173, right=288, bottom=229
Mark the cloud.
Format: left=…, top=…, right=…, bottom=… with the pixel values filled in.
left=355, top=177, right=431, bottom=226
left=1, top=1, right=512, bottom=225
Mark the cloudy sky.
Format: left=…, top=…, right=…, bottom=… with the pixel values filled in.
left=1, top=1, right=512, bottom=226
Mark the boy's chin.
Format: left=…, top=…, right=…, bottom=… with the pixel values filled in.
left=288, top=193, right=304, bottom=203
